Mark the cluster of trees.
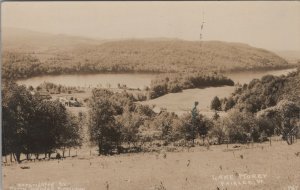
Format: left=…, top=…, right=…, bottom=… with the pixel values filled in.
left=88, top=89, right=215, bottom=155
left=209, top=102, right=299, bottom=145
left=211, top=109, right=271, bottom=144
left=257, top=100, right=300, bottom=144
left=143, top=105, right=212, bottom=146
left=88, top=87, right=297, bottom=155
left=86, top=69, right=300, bottom=155
left=88, top=89, right=152, bottom=154
left=35, top=82, right=84, bottom=94
left=211, top=69, right=300, bottom=113
left=210, top=96, right=235, bottom=111
left=2, top=82, right=83, bottom=162
left=150, top=72, right=234, bottom=99
left=210, top=69, right=300, bottom=143
left=2, top=52, right=44, bottom=79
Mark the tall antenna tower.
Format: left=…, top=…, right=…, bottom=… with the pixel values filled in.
left=200, top=11, right=206, bottom=41
left=199, top=11, right=206, bottom=63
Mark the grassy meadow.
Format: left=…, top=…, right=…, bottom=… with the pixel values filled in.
left=3, top=140, right=300, bottom=190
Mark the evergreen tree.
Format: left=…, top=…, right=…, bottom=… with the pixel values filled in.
left=211, top=96, right=221, bottom=111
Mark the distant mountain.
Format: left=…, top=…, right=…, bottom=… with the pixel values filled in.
left=2, top=27, right=104, bottom=53
left=73, top=39, right=290, bottom=72
left=2, top=28, right=294, bottom=79
left=273, top=50, right=300, bottom=64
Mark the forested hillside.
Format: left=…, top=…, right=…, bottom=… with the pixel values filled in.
left=2, top=28, right=292, bottom=79
left=217, top=69, right=300, bottom=113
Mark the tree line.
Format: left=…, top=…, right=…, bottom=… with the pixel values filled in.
left=88, top=89, right=213, bottom=155
left=149, top=72, right=234, bottom=99
left=35, top=82, right=84, bottom=94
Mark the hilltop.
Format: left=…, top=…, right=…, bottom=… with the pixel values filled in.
left=73, top=39, right=290, bottom=72
left=2, top=28, right=293, bottom=79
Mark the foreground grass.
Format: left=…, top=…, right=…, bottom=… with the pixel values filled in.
left=3, top=141, right=300, bottom=190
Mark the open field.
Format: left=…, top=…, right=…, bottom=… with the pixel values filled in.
left=3, top=141, right=300, bottom=190
left=140, top=87, right=233, bottom=116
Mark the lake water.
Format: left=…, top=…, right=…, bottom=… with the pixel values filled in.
left=226, top=68, right=297, bottom=84
left=17, top=68, right=296, bottom=89
left=17, top=73, right=156, bottom=89
left=18, top=68, right=296, bottom=116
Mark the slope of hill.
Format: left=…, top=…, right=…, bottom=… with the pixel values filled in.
left=2, top=28, right=293, bottom=79
left=2, top=27, right=104, bottom=53
left=220, top=69, right=300, bottom=113
left=73, top=40, right=290, bottom=73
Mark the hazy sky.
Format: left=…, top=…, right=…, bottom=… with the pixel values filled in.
left=2, top=1, right=300, bottom=51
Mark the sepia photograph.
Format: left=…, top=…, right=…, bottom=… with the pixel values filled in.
left=1, top=1, right=300, bottom=190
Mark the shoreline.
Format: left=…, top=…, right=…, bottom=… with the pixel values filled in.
left=7, top=64, right=299, bottom=82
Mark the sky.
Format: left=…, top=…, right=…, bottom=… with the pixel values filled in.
left=1, top=1, right=300, bottom=51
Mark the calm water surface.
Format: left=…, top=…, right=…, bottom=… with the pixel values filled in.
left=17, top=68, right=296, bottom=89
left=17, top=73, right=157, bottom=89
left=227, top=68, right=296, bottom=84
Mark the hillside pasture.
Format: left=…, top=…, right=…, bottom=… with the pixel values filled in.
left=3, top=141, right=300, bottom=190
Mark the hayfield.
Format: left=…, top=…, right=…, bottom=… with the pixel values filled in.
left=3, top=141, right=300, bottom=190
left=141, top=87, right=234, bottom=116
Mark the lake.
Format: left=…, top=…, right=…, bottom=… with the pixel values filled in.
left=226, top=68, right=297, bottom=84
left=17, top=73, right=156, bottom=89
left=17, top=68, right=296, bottom=116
